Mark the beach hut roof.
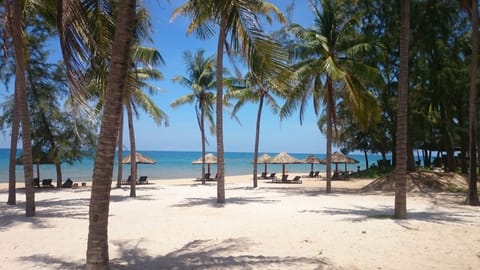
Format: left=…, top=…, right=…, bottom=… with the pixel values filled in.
left=122, top=152, right=156, bottom=164
left=254, top=153, right=272, bottom=163
left=331, top=152, right=359, bottom=164
left=302, top=154, right=326, bottom=164
left=192, top=153, right=217, bottom=164
left=268, top=152, right=302, bottom=164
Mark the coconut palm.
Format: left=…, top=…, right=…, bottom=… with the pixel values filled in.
left=284, top=0, right=380, bottom=193
left=394, top=0, right=410, bottom=219
left=7, top=0, right=36, bottom=216
left=172, top=0, right=286, bottom=203
left=122, top=44, right=168, bottom=197
left=84, top=0, right=137, bottom=268
left=171, top=49, right=217, bottom=184
left=460, top=0, right=479, bottom=205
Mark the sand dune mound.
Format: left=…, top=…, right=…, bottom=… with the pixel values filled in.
left=361, top=170, right=471, bottom=193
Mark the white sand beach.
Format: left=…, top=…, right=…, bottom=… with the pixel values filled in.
left=1, top=174, right=479, bottom=269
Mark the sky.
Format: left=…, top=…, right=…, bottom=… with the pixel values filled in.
left=0, top=0, right=335, bottom=154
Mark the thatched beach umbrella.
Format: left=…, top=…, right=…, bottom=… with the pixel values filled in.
left=302, top=154, right=326, bottom=173
left=268, top=152, right=302, bottom=177
left=192, top=153, right=217, bottom=174
left=331, top=151, right=359, bottom=172
left=16, top=150, right=55, bottom=181
left=253, top=153, right=272, bottom=174
left=122, top=152, right=156, bottom=164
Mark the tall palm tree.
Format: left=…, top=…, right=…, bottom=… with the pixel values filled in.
left=171, top=49, right=217, bottom=185
left=461, top=0, right=479, bottom=205
left=228, top=73, right=281, bottom=188
left=284, top=0, right=380, bottom=193
left=172, top=0, right=286, bottom=203
left=394, top=0, right=410, bottom=219
left=8, top=0, right=35, bottom=216
left=84, top=0, right=137, bottom=267
left=123, top=44, right=167, bottom=197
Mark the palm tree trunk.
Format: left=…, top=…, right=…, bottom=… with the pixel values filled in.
left=467, top=0, right=479, bottom=205
left=117, top=108, right=124, bottom=188
left=253, top=94, right=265, bottom=188
left=394, top=0, right=410, bottom=219
left=326, top=77, right=333, bottom=193
left=10, top=0, right=35, bottom=216
left=127, top=101, right=137, bottom=197
left=8, top=91, right=20, bottom=205
left=86, top=0, right=136, bottom=268
left=216, top=16, right=227, bottom=204
left=200, top=107, right=206, bottom=185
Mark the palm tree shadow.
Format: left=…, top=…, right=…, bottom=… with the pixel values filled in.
left=19, top=238, right=332, bottom=269
left=305, top=205, right=478, bottom=225
left=170, top=196, right=280, bottom=208
left=109, top=237, right=331, bottom=269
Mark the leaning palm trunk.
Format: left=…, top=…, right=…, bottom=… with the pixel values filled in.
left=10, top=0, right=35, bottom=216
left=394, top=0, right=410, bottom=219
left=117, top=109, right=124, bottom=188
left=467, top=0, right=479, bottom=205
left=7, top=92, right=20, bottom=205
left=252, top=94, right=265, bottom=188
left=127, top=102, right=137, bottom=197
left=86, top=0, right=136, bottom=268
left=215, top=16, right=227, bottom=204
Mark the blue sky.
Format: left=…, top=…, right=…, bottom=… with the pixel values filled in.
left=0, top=0, right=334, bottom=154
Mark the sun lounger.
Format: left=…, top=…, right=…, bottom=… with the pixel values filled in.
left=271, top=175, right=302, bottom=184
left=33, top=178, right=40, bottom=188
left=62, top=178, right=73, bottom=188
left=41, top=179, right=53, bottom=188
left=138, top=176, right=148, bottom=184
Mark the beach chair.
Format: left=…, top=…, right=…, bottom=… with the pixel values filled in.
left=259, top=172, right=267, bottom=179
left=267, top=172, right=276, bottom=179
left=138, top=176, right=148, bottom=184
left=288, top=176, right=302, bottom=184
left=62, top=178, right=73, bottom=188
left=122, top=175, right=133, bottom=185
left=307, top=171, right=314, bottom=178
left=33, top=178, right=40, bottom=188
left=272, top=174, right=288, bottom=183
left=42, top=179, right=53, bottom=188
left=313, top=171, right=320, bottom=178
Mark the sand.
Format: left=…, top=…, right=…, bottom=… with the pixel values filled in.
left=0, top=173, right=479, bottom=270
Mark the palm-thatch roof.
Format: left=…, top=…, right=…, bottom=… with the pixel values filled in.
left=192, top=153, right=217, bottom=164
left=331, top=152, right=359, bottom=164
left=122, top=152, right=156, bottom=164
left=268, top=152, right=302, bottom=177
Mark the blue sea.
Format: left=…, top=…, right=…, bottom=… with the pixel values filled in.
left=0, top=149, right=385, bottom=182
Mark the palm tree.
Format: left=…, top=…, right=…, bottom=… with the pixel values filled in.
left=84, top=0, right=137, bottom=267
left=228, top=73, right=281, bottom=188
left=123, top=44, right=168, bottom=197
left=284, top=0, right=380, bottom=193
left=394, top=0, right=410, bottom=219
left=460, top=0, right=479, bottom=205
left=172, top=0, right=286, bottom=203
left=171, top=49, right=217, bottom=184
left=8, top=0, right=36, bottom=216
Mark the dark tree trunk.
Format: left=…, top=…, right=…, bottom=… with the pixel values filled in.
left=8, top=92, right=20, bottom=205
left=467, top=0, right=479, bottom=205
left=394, top=0, right=409, bottom=219
left=127, top=102, right=137, bottom=197
left=117, top=109, right=124, bottom=188
left=10, top=0, right=35, bottom=216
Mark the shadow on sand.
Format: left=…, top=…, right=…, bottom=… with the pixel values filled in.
left=21, top=237, right=332, bottom=269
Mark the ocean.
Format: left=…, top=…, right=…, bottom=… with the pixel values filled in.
left=0, top=149, right=384, bottom=182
